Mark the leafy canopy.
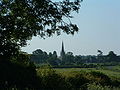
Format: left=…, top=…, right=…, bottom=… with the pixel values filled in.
left=0, top=0, right=82, bottom=59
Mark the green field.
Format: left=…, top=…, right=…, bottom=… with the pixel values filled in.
left=36, top=65, right=120, bottom=90
left=54, top=66, right=120, bottom=80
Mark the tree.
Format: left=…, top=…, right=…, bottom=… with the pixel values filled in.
left=47, top=51, right=61, bottom=66
left=107, top=51, right=118, bottom=62
left=52, top=51, right=57, bottom=58
left=32, top=49, right=43, bottom=55
left=31, top=49, right=48, bottom=63
left=49, top=52, right=53, bottom=57
left=97, top=50, right=103, bottom=56
left=97, top=50, right=103, bottom=63
left=47, top=57, right=60, bottom=66
left=0, top=0, right=82, bottom=60
left=108, top=51, right=117, bottom=57
left=74, top=55, right=82, bottom=64
left=64, top=52, right=75, bottom=64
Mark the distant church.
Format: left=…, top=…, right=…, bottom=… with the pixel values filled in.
left=60, top=41, right=66, bottom=60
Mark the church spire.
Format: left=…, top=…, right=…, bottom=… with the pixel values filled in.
left=60, top=41, right=65, bottom=60
left=62, top=41, right=64, bottom=52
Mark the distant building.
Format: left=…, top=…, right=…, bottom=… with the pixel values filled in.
left=60, top=41, right=65, bottom=60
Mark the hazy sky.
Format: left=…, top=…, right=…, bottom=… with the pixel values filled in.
left=22, top=0, right=120, bottom=56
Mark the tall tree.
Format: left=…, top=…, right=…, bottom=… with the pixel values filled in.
left=97, top=50, right=103, bottom=62
left=53, top=51, right=57, bottom=58
left=0, top=0, right=82, bottom=60
left=64, top=52, right=74, bottom=64
left=97, top=50, right=103, bottom=56
left=32, top=49, right=43, bottom=55
left=107, top=51, right=118, bottom=62
left=31, top=49, right=48, bottom=63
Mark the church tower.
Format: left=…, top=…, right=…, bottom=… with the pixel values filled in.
left=60, top=41, right=65, bottom=60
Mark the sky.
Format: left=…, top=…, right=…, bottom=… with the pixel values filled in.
left=22, top=0, right=120, bottom=56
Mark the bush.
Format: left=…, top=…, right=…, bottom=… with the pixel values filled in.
left=65, top=71, right=89, bottom=90
left=87, top=83, right=120, bottom=90
left=0, top=60, right=39, bottom=89
left=86, top=71, right=111, bottom=86
left=37, top=65, right=71, bottom=90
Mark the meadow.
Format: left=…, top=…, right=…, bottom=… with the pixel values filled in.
left=54, top=66, right=120, bottom=80
left=36, top=65, right=120, bottom=90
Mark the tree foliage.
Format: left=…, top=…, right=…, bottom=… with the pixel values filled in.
left=0, top=0, right=83, bottom=89
left=0, top=0, right=82, bottom=60
left=107, top=51, right=118, bottom=62
left=31, top=49, right=120, bottom=67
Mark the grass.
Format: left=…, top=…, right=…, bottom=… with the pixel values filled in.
left=54, top=67, right=120, bottom=80
left=36, top=65, right=120, bottom=89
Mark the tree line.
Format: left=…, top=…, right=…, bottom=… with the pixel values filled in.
left=31, top=49, right=120, bottom=67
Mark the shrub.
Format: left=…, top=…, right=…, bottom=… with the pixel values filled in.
left=0, top=60, right=39, bottom=89
left=65, top=72, right=89, bottom=90
left=37, top=65, right=71, bottom=90
left=86, top=71, right=111, bottom=86
left=87, top=83, right=120, bottom=90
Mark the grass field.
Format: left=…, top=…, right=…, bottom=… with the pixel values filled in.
left=54, top=66, right=120, bottom=80
left=36, top=65, right=120, bottom=89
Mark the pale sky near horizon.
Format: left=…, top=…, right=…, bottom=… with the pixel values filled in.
left=22, top=0, right=120, bottom=56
